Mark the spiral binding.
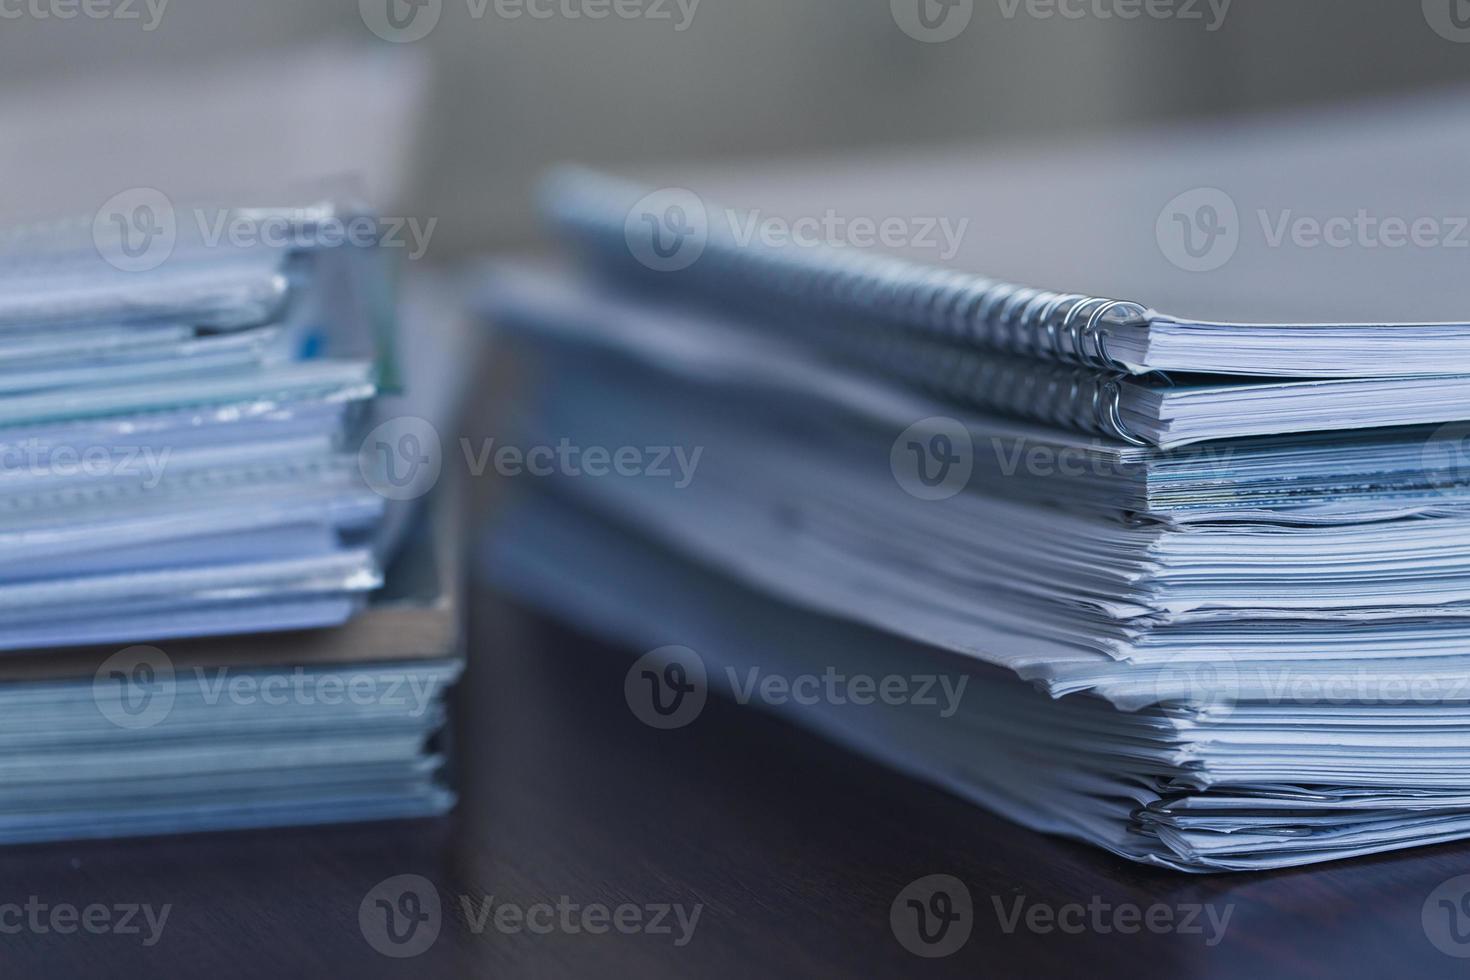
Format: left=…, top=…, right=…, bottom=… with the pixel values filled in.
left=546, top=179, right=1153, bottom=444
left=832, top=327, right=1146, bottom=445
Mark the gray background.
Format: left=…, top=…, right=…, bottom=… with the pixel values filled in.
left=5, top=0, right=1470, bottom=254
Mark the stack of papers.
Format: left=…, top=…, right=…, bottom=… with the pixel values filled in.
left=0, top=199, right=396, bottom=649
left=0, top=657, right=458, bottom=845
left=479, top=90, right=1470, bottom=872
left=0, top=197, right=462, bottom=843
left=490, top=497, right=1470, bottom=872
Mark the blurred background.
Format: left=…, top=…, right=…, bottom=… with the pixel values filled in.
left=5, top=0, right=1470, bottom=257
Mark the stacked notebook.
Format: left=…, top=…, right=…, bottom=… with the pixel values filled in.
left=481, top=91, right=1470, bottom=872
left=0, top=196, right=461, bottom=843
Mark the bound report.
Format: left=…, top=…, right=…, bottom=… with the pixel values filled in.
left=540, top=91, right=1470, bottom=446
left=486, top=89, right=1470, bottom=873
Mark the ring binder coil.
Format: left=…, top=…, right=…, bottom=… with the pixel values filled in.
left=545, top=183, right=1151, bottom=444
left=849, top=327, right=1150, bottom=445
left=542, top=169, right=1151, bottom=375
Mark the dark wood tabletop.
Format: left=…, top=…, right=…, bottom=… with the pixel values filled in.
left=2, top=582, right=1470, bottom=978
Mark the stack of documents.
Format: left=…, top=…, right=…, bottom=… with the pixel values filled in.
left=0, top=482, right=464, bottom=846
left=481, top=91, right=1470, bottom=872
left=0, top=199, right=393, bottom=649
left=0, top=653, right=458, bottom=845
left=0, top=196, right=461, bottom=843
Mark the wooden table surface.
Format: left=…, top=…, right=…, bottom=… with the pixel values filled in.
left=4, top=584, right=1470, bottom=978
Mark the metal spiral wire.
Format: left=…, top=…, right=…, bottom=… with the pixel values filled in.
left=848, top=330, right=1147, bottom=445
left=548, top=187, right=1152, bottom=444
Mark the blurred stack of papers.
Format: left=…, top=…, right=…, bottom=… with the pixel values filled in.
left=481, top=91, right=1470, bottom=872
left=0, top=484, right=463, bottom=845
left=0, top=197, right=462, bottom=844
left=0, top=201, right=388, bottom=650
